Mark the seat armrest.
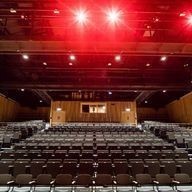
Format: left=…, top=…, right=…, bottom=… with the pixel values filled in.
left=7, top=181, right=14, bottom=185
left=172, top=180, right=180, bottom=184
left=29, top=180, right=36, bottom=185
left=132, top=181, right=138, bottom=185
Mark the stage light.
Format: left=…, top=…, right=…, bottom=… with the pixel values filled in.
left=108, top=63, right=112, bottom=66
left=53, top=9, right=60, bottom=14
left=74, top=9, right=88, bottom=24
left=10, top=8, right=17, bottom=13
left=188, top=15, right=192, bottom=25
left=69, top=55, right=76, bottom=61
left=106, top=8, right=122, bottom=24
left=115, top=55, right=121, bottom=62
left=180, top=12, right=186, bottom=17
left=160, top=56, right=167, bottom=62
left=22, top=54, right=29, bottom=60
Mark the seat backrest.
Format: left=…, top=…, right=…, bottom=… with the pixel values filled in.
left=15, top=174, right=32, bottom=185
left=0, top=174, right=13, bottom=185
left=156, top=174, right=172, bottom=184
left=55, top=174, right=72, bottom=185
left=76, top=174, right=92, bottom=185
left=136, top=174, right=152, bottom=185
left=95, top=174, right=112, bottom=186
left=36, top=174, right=52, bottom=185
left=174, top=174, right=190, bottom=184
left=116, top=174, right=133, bottom=185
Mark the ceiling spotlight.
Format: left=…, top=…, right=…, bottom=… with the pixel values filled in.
left=108, top=91, right=112, bottom=95
left=160, top=56, right=167, bottom=62
left=69, top=55, right=76, bottom=61
left=115, top=55, right=121, bottom=62
left=153, top=17, right=159, bottom=22
left=106, top=8, right=122, bottom=24
left=74, top=9, right=88, bottom=24
left=108, top=63, right=112, bottom=66
left=22, top=54, right=29, bottom=60
left=10, top=8, right=17, bottom=13
left=145, top=100, right=148, bottom=104
left=134, top=90, right=138, bottom=93
left=20, top=15, right=25, bottom=19
left=179, top=12, right=186, bottom=17
left=53, top=9, right=60, bottom=14
left=21, top=89, right=25, bottom=92
left=146, top=63, right=151, bottom=67
left=69, top=62, right=73, bottom=66
left=43, top=62, right=47, bottom=66
left=163, top=90, right=167, bottom=93
left=39, top=100, right=43, bottom=103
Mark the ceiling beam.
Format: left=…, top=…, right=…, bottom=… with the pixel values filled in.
left=32, top=89, right=52, bottom=104
left=135, top=91, right=156, bottom=104
left=0, top=83, right=191, bottom=91
left=1, top=41, right=192, bottom=56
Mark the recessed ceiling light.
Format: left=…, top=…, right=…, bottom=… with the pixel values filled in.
left=160, top=56, right=167, bottom=61
left=146, top=63, right=151, bottom=67
left=21, top=89, right=25, bottom=92
left=108, top=91, right=112, bottom=95
left=115, top=55, right=121, bottom=62
left=10, top=8, right=17, bottom=13
left=20, top=15, right=25, bottom=19
left=163, top=90, right=167, bottom=93
left=53, top=9, right=60, bottom=14
left=108, top=63, right=112, bottom=66
left=22, top=54, right=29, bottom=60
left=145, top=100, right=148, bottom=104
left=179, top=12, right=186, bottom=17
left=39, top=100, right=43, bottom=103
left=69, top=62, right=73, bottom=66
left=43, top=62, right=47, bottom=66
left=69, top=55, right=76, bottom=61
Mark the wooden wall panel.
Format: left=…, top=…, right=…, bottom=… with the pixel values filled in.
left=50, top=101, right=137, bottom=124
left=166, top=92, right=192, bottom=123
left=0, top=94, right=19, bottom=122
